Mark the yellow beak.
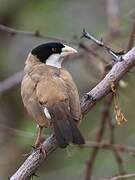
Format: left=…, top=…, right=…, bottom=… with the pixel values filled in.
left=61, top=45, right=77, bottom=57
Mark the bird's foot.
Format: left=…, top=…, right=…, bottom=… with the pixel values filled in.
left=33, top=143, right=47, bottom=156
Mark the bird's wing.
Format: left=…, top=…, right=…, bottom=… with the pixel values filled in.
left=21, top=73, right=49, bottom=127
left=60, top=69, right=82, bottom=125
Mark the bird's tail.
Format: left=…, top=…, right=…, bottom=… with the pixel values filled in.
left=48, top=102, right=85, bottom=148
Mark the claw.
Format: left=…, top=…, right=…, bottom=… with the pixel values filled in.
left=33, top=139, right=47, bottom=156
left=38, top=144, right=47, bottom=156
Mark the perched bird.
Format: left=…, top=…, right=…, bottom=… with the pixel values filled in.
left=21, top=42, right=85, bottom=148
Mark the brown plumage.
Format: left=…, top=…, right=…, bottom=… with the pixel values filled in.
left=21, top=42, right=85, bottom=148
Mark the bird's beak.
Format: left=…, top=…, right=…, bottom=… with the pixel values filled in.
left=61, top=45, right=77, bottom=57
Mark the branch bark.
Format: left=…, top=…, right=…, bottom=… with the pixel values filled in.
left=10, top=47, right=135, bottom=180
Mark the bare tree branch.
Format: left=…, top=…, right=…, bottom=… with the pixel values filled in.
left=10, top=47, right=135, bottom=180
left=85, top=94, right=112, bottom=180
left=10, top=134, right=57, bottom=180
left=109, top=173, right=135, bottom=180
left=107, top=114, right=125, bottom=175
left=0, top=24, right=72, bottom=44
left=81, top=47, right=135, bottom=114
left=106, top=0, right=120, bottom=36
left=83, top=141, right=135, bottom=155
left=0, top=70, right=23, bottom=94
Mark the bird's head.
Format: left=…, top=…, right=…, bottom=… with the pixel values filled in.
left=31, top=42, right=77, bottom=68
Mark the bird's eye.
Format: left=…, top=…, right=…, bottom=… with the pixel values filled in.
left=52, top=48, right=57, bottom=52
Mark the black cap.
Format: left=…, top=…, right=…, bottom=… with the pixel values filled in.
left=31, top=42, right=65, bottom=63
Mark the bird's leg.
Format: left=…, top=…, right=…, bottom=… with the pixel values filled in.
left=23, top=126, right=44, bottom=157
left=33, top=126, right=46, bottom=155
left=34, top=125, right=44, bottom=147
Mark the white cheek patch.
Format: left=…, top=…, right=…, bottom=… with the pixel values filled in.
left=44, top=107, right=51, bottom=119
left=46, top=54, right=62, bottom=68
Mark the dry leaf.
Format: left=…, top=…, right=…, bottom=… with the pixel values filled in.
left=111, top=82, right=128, bottom=125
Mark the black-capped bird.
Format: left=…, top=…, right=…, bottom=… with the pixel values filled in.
left=21, top=42, right=85, bottom=148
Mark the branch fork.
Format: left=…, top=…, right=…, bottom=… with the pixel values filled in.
left=82, top=28, right=124, bottom=62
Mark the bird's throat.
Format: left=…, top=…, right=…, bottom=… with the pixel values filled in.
left=46, top=54, right=62, bottom=68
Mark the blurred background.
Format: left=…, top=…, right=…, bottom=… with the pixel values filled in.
left=0, top=0, right=135, bottom=179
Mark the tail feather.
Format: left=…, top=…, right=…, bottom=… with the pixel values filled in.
left=48, top=102, right=85, bottom=148
left=69, top=118, right=85, bottom=145
left=53, top=119, right=72, bottom=148
left=53, top=122, right=69, bottom=148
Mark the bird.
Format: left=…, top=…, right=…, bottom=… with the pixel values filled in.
left=21, top=42, right=85, bottom=149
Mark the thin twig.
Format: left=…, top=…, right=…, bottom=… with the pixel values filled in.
left=85, top=114, right=107, bottom=180
left=109, top=173, right=135, bottom=180
left=0, top=57, right=78, bottom=96
left=0, top=70, right=23, bottom=94
left=85, top=93, right=113, bottom=180
left=107, top=106, right=125, bottom=174
left=106, top=0, right=120, bottom=35
left=0, top=24, right=72, bottom=44
left=82, top=29, right=123, bottom=62
left=0, top=124, right=34, bottom=139
left=83, top=142, right=135, bottom=155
